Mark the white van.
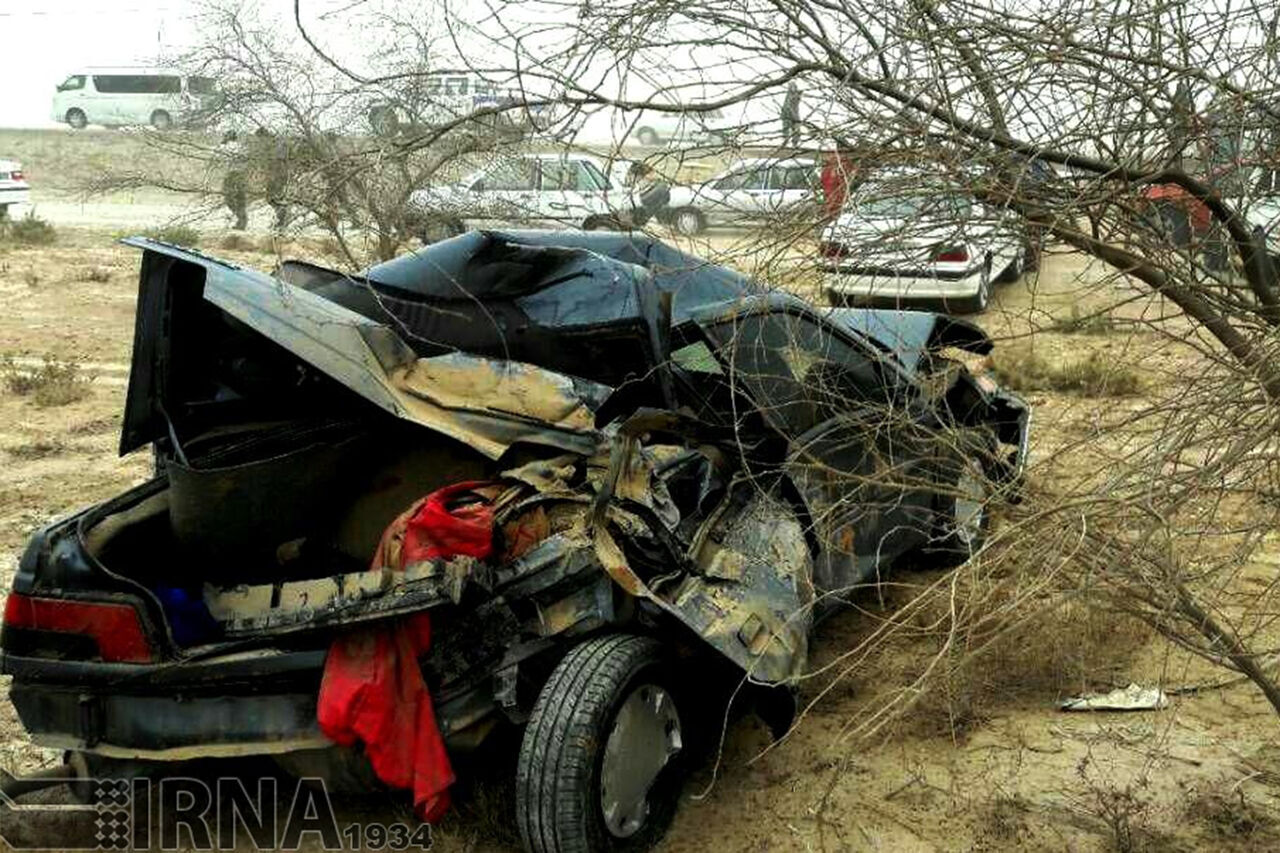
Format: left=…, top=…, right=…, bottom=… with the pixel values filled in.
left=51, top=69, right=219, bottom=131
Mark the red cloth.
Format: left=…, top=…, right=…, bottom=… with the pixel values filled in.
left=820, top=152, right=857, bottom=217
left=1142, top=183, right=1211, bottom=233
left=317, top=481, right=502, bottom=823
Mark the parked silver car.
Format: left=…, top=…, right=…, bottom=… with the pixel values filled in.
left=820, top=171, right=1028, bottom=314
left=662, top=157, right=817, bottom=235
left=408, top=153, right=624, bottom=240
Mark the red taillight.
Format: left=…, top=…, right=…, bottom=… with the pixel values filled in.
left=3, top=593, right=153, bottom=662
left=9, top=170, right=23, bottom=182
left=933, top=245, right=969, bottom=263
left=820, top=241, right=849, bottom=259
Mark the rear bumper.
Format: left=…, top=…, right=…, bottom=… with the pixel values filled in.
left=823, top=267, right=984, bottom=301
left=0, top=187, right=31, bottom=206
left=2, top=648, right=329, bottom=759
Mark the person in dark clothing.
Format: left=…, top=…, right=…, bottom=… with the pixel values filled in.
left=255, top=128, right=291, bottom=229
left=781, top=83, right=802, bottom=146
left=218, top=130, right=248, bottom=231
left=623, top=161, right=670, bottom=228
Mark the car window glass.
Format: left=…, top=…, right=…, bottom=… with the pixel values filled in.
left=671, top=341, right=723, bottom=375
left=711, top=311, right=888, bottom=434
left=775, top=165, right=813, bottom=190
left=483, top=159, right=537, bottom=191
left=741, top=168, right=768, bottom=190
left=188, top=76, right=218, bottom=95
left=58, top=75, right=85, bottom=92
left=580, top=161, right=609, bottom=191
left=541, top=160, right=586, bottom=191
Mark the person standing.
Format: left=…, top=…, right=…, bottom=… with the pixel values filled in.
left=781, top=83, right=802, bottom=146
left=255, top=128, right=291, bottom=229
left=623, top=161, right=670, bottom=228
left=218, top=130, right=248, bottom=231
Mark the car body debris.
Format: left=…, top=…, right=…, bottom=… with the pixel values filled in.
left=0, top=229, right=1030, bottom=852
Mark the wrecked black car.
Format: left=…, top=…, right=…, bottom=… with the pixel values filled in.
left=0, top=230, right=1029, bottom=853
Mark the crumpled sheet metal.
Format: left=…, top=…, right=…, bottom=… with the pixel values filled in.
left=388, top=353, right=609, bottom=460
left=503, top=437, right=815, bottom=685
left=1060, top=683, right=1169, bottom=712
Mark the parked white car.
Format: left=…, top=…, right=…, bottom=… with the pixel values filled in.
left=407, top=153, right=624, bottom=241
left=52, top=68, right=219, bottom=131
left=0, top=160, right=30, bottom=218
left=629, top=107, right=733, bottom=147
left=820, top=173, right=1027, bottom=314
left=662, top=158, right=817, bottom=235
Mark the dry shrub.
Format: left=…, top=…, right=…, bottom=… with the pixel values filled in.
left=22, top=269, right=39, bottom=288
left=2, top=356, right=92, bottom=407
left=218, top=232, right=256, bottom=252
left=991, top=346, right=1143, bottom=396
left=1184, top=785, right=1278, bottom=841
left=901, top=591, right=1152, bottom=737
left=79, top=266, right=112, bottom=283
left=4, top=212, right=56, bottom=246
left=143, top=224, right=200, bottom=247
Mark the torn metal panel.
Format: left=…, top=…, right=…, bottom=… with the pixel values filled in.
left=118, top=238, right=606, bottom=460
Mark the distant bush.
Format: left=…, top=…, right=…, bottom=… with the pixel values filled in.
left=4, top=213, right=57, bottom=246
left=2, top=355, right=92, bottom=407
left=1049, top=304, right=1117, bottom=335
left=80, top=266, right=112, bottom=283
left=143, top=225, right=200, bottom=247
left=218, top=233, right=256, bottom=252
left=992, top=347, right=1142, bottom=396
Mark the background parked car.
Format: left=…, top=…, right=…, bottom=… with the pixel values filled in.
left=51, top=68, right=220, bottom=130
left=629, top=105, right=734, bottom=147
left=0, top=160, right=30, bottom=218
left=662, top=157, right=817, bottom=235
left=820, top=170, right=1028, bottom=314
left=407, top=153, right=623, bottom=240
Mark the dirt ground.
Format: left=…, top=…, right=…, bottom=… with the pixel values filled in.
left=0, top=129, right=1279, bottom=852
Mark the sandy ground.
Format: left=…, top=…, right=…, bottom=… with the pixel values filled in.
left=0, top=129, right=1278, bottom=852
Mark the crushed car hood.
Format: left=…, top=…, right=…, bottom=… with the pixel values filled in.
left=119, top=238, right=608, bottom=460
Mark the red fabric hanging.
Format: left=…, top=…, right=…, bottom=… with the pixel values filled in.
left=317, top=481, right=503, bottom=823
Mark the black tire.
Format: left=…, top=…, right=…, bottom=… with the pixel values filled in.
left=995, top=250, right=1022, bottom=283
left=635, top=127, right=660, bottom=146
left=672, top=208, right=704, bottom=236
left=945, top=256, right=992, bottom=315
left=517, top=634, right=686, bottom=853
left=150, top=110, right=173, bottom=131
left=66, top=109, right=87, bottom=130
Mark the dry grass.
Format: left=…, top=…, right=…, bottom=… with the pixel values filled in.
left=218, top=232, right=258, bottom=252
left=1184, top=784, right=1278, bottom=841
left=78, top=266, right=112, bottom=284
left=991, top=346, right=1143, bottom=396
left=6, top=438, right=67, bottom=460
left=2, top=356, right=93, bottom=407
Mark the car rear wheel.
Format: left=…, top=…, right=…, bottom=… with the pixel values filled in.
left=517, top=634, right=686, bottom=853
left=636, top=127, right=660, bottom=146
left=995, top=250, right=1022, bottom=283
left=673, top=208, right=704, bottom=236
left=66, top=109, right=87, bottom=130
left=150, top=110, right=173, bottom=131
